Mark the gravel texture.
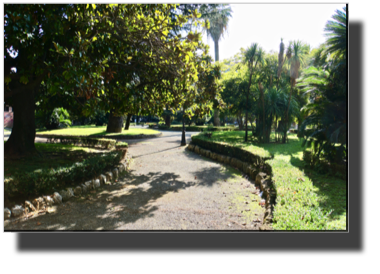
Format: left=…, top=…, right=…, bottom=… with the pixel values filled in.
left=4, top=130, right=265, bottom=230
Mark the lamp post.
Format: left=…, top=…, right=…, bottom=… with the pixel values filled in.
left=181, top=108, right=186, bottom=146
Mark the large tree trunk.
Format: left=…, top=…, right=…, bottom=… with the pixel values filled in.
left=4, top=89, right=38, bottom=158
left=165, top=114, right=171, bottom=127
left=107, top=111, right=123, bottom=133
left=124, top=113, right=132, bottom=130
left=213, top=110, right=220, bottom=126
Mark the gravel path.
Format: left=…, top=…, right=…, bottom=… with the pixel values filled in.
left=4, top=130, right=265, bottom=230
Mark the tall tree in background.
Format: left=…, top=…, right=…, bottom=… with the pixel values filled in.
left=282, top=40, right=309, bottom=143
left=201, top=4, right=232, bottom=126
left=243, top=43, right=265, bottom=142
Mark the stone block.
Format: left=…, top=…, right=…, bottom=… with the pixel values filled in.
left=4, top=208, right=11, bottom=219
left=217, top=154, right=224, bottom=163
left=255, top=172, right=267, bottom=186
left=224, top=156, right=231, bottom=165
left=93, top=179, right=101, bottom=188
left=211, top=152, right=218, bottom=160
left=25, top=200, right=36, bottom=212
left=81, top=183, right=88, bottom=193
left=66, top=188, right=75, bottom=198
left=106, top=172, right=113, bottom=182
left=235, top=159, right=244, bottom=170
left=11, top=205, right=24, bottom=217
left=99, top=174, right=106, bottom=185
left=113, top=168, right=119, bottom=179
left=194, top=146, right=200, bottom=154
left=74, top=186, right=82, bottom=196
left=85, top=180, right=93, bottom=190
left=52, top=192, right=62, bottom=204
left=33, top=197, right=46, bottom=208
left=43, top=196, right=54, bottom=206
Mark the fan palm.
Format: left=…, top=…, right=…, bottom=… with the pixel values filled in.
left=200, top=4, right=232, bottom=126
left=324, top=6, right=346, bottom=58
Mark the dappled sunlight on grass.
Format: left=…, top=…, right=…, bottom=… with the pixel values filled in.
left=194, top=131, right=347, bottom=230
left=37, top=125, right=160, bottom=136
left=4, top=142, right=105, bottom=176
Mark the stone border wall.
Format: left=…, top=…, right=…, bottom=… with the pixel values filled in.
left=187, top=141, right=276, bottom=230
left=36, top=132, right=162, bottom=140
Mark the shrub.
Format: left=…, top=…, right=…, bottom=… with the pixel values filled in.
left=46, top=136, right=118, bottom=149
left=5, top=151, right=124, bottom=198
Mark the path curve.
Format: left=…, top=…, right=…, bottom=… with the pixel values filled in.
left=5, top=130, right=265, bottom=230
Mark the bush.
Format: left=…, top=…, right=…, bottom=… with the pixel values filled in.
left=36, top=107, right=71, bottom=130
left=46, top=136, right=118, bottom=149
left=5, top=151, right=124, bottom=198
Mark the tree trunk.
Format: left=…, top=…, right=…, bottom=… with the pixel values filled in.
left=165, top=114, right=171, bottom=127
left=212, top=40, right=221, bottom=127
left=214, top=40, right=219, bottom=62
left=4, top=88, right=38, bottom=158
left=124, top=113, right=132, bottom=130
left=283, top=87, right=293, bottom=143
left=181, top=110, right=186, bottom=146
left=213, top=109, right=220, bottom=126
left=107, top=111, right=123, bottom=133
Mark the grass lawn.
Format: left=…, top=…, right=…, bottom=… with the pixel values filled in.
left=4, top=141, right=124, bottom=208
left=37, top=125, right=160, bottom=136
left=192, top=131, right=347, bottom=230
left=4, top=142, right=105, bottom=177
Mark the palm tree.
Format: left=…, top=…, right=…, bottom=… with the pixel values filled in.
left=243, top=43, right=265, bottom=142
left=324, top=7, right=346, bottom=58
left=282, top=40, right=308, bottom=143
left=201, top=4, right=232, bottom=126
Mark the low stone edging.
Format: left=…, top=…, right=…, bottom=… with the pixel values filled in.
left=36, top=132, right=162, bottom=140
left=4, top=154, right=133, bottom=221
left=187, top=143, right=276, bottom=231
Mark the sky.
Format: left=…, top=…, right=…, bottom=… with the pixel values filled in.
left=201, top=3, right=345, bottom=61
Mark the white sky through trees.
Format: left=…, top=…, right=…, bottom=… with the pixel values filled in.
left=201, top=3, right=345, bottom=61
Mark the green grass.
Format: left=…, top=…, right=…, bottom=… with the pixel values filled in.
left=37, top=125, right=160, bottom=136
left=4, top=142, right=104, bottom=176
left=193, top=131, right=271, bottom=158
left=194, top=131, right=347, bottom=230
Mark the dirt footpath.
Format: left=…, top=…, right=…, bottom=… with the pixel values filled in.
left=4, top=131, right=265, bottom=230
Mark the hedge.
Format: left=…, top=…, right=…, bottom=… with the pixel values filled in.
left=158, top=125, right=237, bottom=132
left=4, top=151, right=124, bottom=198
left=44, top=136, right=126, bottom=149
left=191, top=135, right=272, bottom=170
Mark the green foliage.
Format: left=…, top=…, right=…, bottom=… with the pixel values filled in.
left=297, top=7, right=346, bottom=165
left=193, top=131, right=346, bottom=230
left=45, top=136, right=118, bottom=149
left=35, top=107, right=71, bottom=130
left=324, top=6, right=347, bottom=58
left=5, top=150, right=123, bottom=198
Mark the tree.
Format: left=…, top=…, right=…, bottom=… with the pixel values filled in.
left=297, top=7, right=347, bottom=164
left=4, top=4, right=205, bottom=157
left=324, top=6, right=346, bottom=59
left=242, top=43, right=265, bottom=142
left=200, top=4, right=232, bottom=126
left=282, top=40, right=309, bottom=143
